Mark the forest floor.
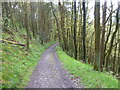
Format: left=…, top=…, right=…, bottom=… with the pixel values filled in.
left=26, top=43, right=83, bottom=88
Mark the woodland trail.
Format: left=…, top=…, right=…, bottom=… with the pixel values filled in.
left=26, top=43, right=83, bottom=88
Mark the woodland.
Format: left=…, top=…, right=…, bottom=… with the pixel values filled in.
left=1, top=0, right=120, bottom=88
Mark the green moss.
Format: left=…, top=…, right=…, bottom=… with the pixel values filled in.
left=56, top=47, right=118, bottom=88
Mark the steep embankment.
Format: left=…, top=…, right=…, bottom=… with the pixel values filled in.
left=56, top=47, right=118, bottom=88
left=1, top=29, right=55, bottom=88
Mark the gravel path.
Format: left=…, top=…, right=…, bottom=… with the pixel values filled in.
left=26, top=43, right=83, bottom=88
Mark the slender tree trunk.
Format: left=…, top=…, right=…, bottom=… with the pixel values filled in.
left=30, top=2, right=36, bottom=38
left=38, top=1, right=44, bottom=45
left=24, top=2, right=29, bottom=50
left=78, top=1, right=83, bottom=60
left=82, top=0, right=86, bottom=62
left=100, top=1, right=107, bottom=71
left=94, top=0, right=101, bottom=70
left=58, top=1, right=66, bottom=51
left=118, top=27, right=120, bottom=79
left=70, top=1, right=74, bottom=57
left=73, top=0, right=77, bottom=59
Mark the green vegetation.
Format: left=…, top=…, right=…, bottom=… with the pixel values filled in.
left=56, top=47, right=118, bottom=88
left=1, top=1, right=119, bottom=88
left=1, top=30, right=55, bottom=88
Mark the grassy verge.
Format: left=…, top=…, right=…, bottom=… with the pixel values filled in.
left=2, top=41, right=55, bottom=88
left=56, top=47, right=118, bottom=88
left=1, top=30, right=56, bottom=88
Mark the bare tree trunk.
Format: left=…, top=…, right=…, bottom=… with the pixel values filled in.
left=73, top=0, right=77, bottom=59
left=70, top=1, right=74, bottom=57
left=78, top=1, right=83, bottom=60
left=24, top=2, right=30, bottom=50
left=38, top=1, right=44, bottom=45
left=30, top=2, right=36, bottom=38
left=58, top=1, right=66, bottom=51
left=82, top=0, right=86, bottom=62
left=94, top=0, right=101, bottom=70
left=118, top=28, right=120, bottom=79
left=100, top=1, right=107, bottom=71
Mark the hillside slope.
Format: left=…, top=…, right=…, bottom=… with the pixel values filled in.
left=1, top=28, right=55, bottom=88
left=56, top=47, right=118, bottom=88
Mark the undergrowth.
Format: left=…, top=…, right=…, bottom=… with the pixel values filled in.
left=1, top=27, right=56, bottom=88
left=56, top=46, right=118, bottom=88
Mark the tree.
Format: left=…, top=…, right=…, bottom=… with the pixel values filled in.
left=104, top=2, right=113, bottom=54
left=2, top=2, right=9, bottom=32
left=78, top=1, right=83, bottom=60
left=58, top=1, right=67, bottom=51
left=73, top=0, right=77, bottom=59
left=24, top=2, right=30, bottom=50
left=2, top=0, right=119, bottom=75
left=51, top=2, right=60, bottom=44
left=100, top=1, right=107, bottom=71
left=82, top=0, right=86, bottom=62
left=94, top=0, right=101, bottom=70
left=38, top=1, right=44, bottom=45
left=30, top=2, right=36, bottom=38
left=106, top=2, right=120, bottom=70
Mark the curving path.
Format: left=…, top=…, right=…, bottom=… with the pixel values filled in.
left=26, top=43, right=83, bottom=88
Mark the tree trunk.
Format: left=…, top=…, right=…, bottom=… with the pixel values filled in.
left=82, top=0, right=86, bottom=62
left=30, top=2, right=36, bottom=38
left=100, top=1, right=107, bottom=71
left=73, top=0, right=77, bottom=59
left=58, top=1, right=66, bottom=51
left=51, top=2, right=60, bottom=44
left=94, top=0, right=101, bottom=70
left=24, top=2, right=30, bottom=50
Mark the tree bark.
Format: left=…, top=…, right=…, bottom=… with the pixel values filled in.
left=94, top=0, right=101, bottom=70
left=30, top=2, right=36, bottom=38
left=73, top=0, right=77, bottom=59
left=100, top=1, right=107, bottom=71
left=58, top=1, right=66, bottom=51
left=82, top=0, right=86, bottom=62
left=24, top=2, right=30, bottom=50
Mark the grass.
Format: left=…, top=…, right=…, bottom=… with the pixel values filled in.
left=1, top=40, right=55, bottom=88
left=1, top=26, right=56, bottom=88
left=56, top=46, right=118, bottom=88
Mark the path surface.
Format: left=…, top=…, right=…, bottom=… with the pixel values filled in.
left=26, top=43, right=82, bottom=88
